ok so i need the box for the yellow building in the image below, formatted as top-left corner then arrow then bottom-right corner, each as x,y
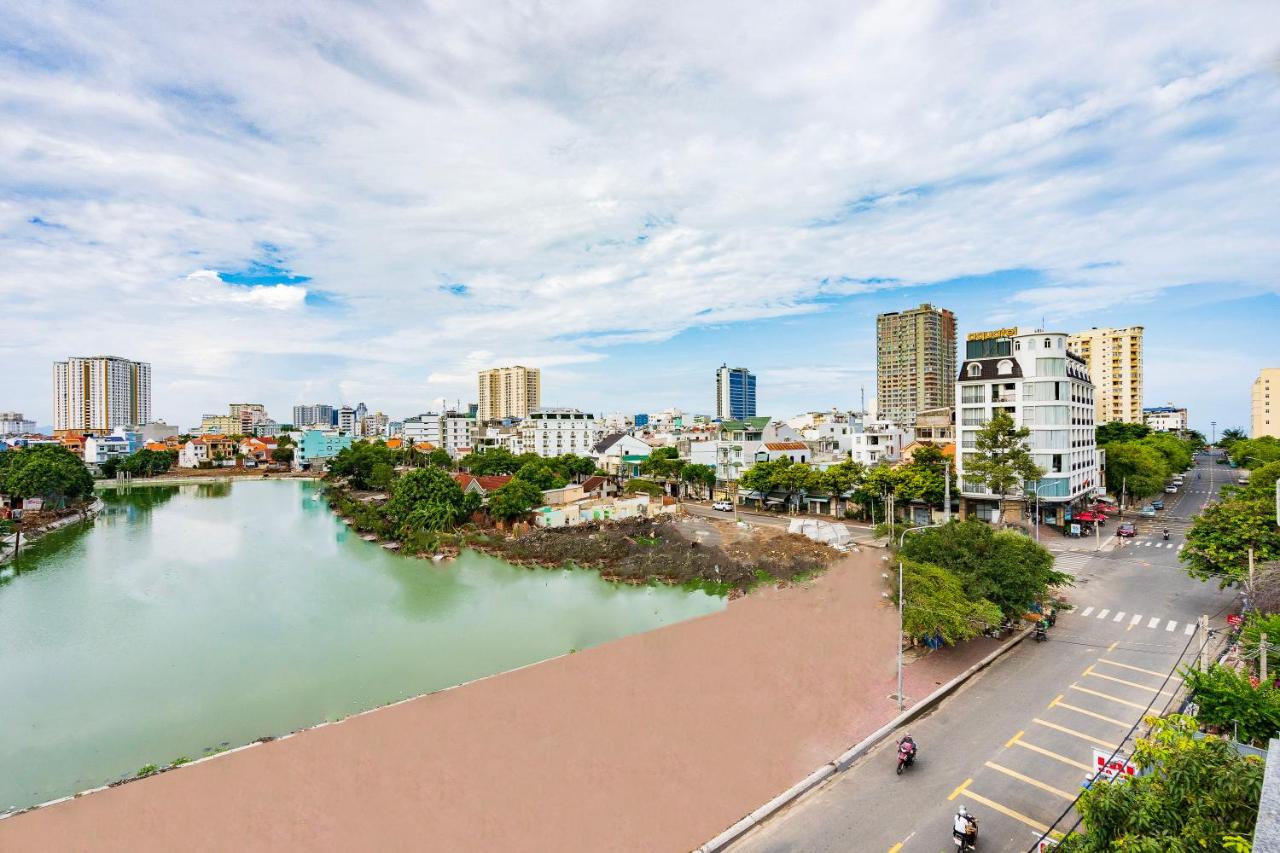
477,366 -> 541,421
1253,368 -> 1280,438
198,414 -> 241,435
1067,326 -> 1143,424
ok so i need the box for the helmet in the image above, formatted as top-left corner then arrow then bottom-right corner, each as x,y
957,806 -> 968,816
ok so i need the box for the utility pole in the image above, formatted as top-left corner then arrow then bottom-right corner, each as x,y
1199,615 -> 1210,670
1262,633 -> 1269,684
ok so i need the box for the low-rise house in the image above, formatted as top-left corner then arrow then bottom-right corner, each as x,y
850,420 -> 913,465
533,493 -> 671,528
238,437 -> 277,464
59,433 -> 87,459
451,473 -> 513,500
84,435 -> 131,472
178,435 -> 237,468
591,432 -> 652,474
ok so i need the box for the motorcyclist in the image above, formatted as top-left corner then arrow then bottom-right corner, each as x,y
1034,618 -> 1049,641
898,733 -> 917,763
1163,527 -> 1170,540
953,806 -> 978,847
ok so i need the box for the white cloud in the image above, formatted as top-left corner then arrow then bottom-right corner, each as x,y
0,1 -> 1277,425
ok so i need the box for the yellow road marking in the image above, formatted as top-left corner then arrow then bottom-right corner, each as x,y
1084,666 -> 1174,695
1013,737 -> 1092,771
1097,658 -> 1182,681
1127,622 -> 1135,631
1107,641 -> 1118,652
948,777 -> 973,801
1005,729 -> 1025,749
984,761 -> 1076,800
1033,718 -> 1120,749
957,787 -> 1052,833
887,844 -> 903,853
1050,697 -> 1130,728
1047,693 -> 1064,709
1069,683 -> 1149,710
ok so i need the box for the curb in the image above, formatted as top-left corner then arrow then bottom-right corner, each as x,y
694,627 -> 1034,853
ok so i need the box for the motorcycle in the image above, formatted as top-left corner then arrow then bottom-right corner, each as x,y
1163,529 -> 1170,541
953,819 -> 979,850
896,741 -> 915,774
1033,623 -> 1048,642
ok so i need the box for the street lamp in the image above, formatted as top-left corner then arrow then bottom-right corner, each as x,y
896,522 -> 945,710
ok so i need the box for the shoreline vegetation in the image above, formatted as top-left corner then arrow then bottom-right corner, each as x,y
322,482 -> 838,597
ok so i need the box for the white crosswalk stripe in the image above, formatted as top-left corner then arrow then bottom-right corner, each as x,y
1184,623 -> 1196,635
1097,609 -> 1110,619
1130,614 -> 1143,626
1113,611 -> 1125,622
1165,620 -> 1177,632
1149,617 -> 1160,628
1081,606 -> 1095,617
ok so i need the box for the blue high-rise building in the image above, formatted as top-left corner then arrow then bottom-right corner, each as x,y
715,364 -> 757,420
634,413 -> 650,427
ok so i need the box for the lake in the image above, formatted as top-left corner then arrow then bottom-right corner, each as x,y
0,480 -> 724,812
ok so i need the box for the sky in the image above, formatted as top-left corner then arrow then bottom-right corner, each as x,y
2,1 -> 1277,434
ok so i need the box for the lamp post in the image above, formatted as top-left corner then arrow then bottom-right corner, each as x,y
897,522 -> 945,710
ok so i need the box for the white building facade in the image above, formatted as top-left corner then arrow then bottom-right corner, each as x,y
956,328 -> 1099,525
0,411 -> 36,435
519,408 -> 598,458
1143,406 -> 1188,433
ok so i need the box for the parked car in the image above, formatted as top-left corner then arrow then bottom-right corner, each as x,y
1165,485 -> 1177,493
1151,498 -> 1164,510
712,500 -> 733,512
1140,505 -> 1157,517
1117,522 -> 1137,537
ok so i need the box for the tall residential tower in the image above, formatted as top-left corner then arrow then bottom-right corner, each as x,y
1067,326 -> 1144,424
875,303 -> 956,426
715,365 -> 757,421
1253,368 -> 1280,439
477,366 -> 541,421
53,355 -> 151,435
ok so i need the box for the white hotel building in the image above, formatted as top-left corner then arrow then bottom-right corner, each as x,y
955,328 -> 1100,526
518,408 -> 598,458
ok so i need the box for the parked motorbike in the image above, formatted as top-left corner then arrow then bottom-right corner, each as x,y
895,741 -> 916,775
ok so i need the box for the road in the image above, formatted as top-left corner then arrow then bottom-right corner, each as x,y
682,502 -> 879,540
731,451 -> 1235,853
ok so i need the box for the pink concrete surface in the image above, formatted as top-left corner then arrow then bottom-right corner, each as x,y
0,550 -> 992,852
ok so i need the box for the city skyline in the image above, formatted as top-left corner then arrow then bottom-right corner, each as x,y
2,4 -> 1277,432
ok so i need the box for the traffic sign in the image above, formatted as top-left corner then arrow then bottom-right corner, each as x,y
1228,614 -> 1244,627
1092,748 -> 1136,781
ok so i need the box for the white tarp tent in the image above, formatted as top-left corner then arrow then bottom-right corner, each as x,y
787,518 -> 854,548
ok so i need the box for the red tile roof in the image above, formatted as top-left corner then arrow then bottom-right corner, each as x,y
451,473 -> 513,492
764,441 -> 808,451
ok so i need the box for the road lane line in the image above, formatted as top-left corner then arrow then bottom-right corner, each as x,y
1097,659 -> 1181,680
984,761 -> 1076,801
1033,718 -> 1119,749
1005,730 -> 1025,749
948,778 -> 973,801
1097,609 -> 1110,619
1013,737 -> 1092,771
1107,641 -> 1119,652
957,787 -> 1051,834
1047,693 -> 1065,709
1148,617 -> 1161,628
1081,606 -> 1095,616
1070,683 -> 1147,710
887,844 -> 903,853
1084,667 -> 1174,695
1113,611 -> 1125,622
1051,698 -> 1130,728
1129,614 -> 1142,627
1165,620 -> 1177,632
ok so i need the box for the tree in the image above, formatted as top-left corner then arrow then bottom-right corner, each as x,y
487,479 -> 545,523
900,519 -> 1069,616
1182,487 -> 1280,586
1139,431 -> 1194,475
1095,421 -> 1151,445
460,448 -> 519,476
0,445 -> 94,506
368,462 -> 394,491
384,467 -> 477,535
1057,715 -> 1263,852
680,464 -> 716,499
551,454 -> 597,482
513,461 -> 567,491
1103,441 -> 1168,500
425,448 -> 454,470
623,478 -> 663,498
1229,436 -> 1280,469
1220,427 -> 1248,448
897,558 -> 1002,645
1184,663 -> 1280,746
821,460 -> 866,498
272,446 -> 294,466
963,410 -> 1043,525
328,442 -> 397,490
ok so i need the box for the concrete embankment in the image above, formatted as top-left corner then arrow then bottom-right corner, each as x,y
0,546 -> 1008,852
0,498 -> 102,566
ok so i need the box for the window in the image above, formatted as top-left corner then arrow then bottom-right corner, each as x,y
967,363 -> 981,378
961,385 -> 985,404
1044,338 -> 1052,348
997,360 -> 1014,376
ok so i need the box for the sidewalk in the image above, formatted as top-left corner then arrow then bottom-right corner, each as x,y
0,549 -> 1007,853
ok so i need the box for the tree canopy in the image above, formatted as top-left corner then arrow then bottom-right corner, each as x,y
460,447 -> 521,476
512,461 -> 568,491
1181,461 -> 1280,585
900,519 -> 1069,616
1229,435 -> 1280,469
0,444 -> 94,505
1095,421 -> 1151,445
328,441 -> 397,490
1103,441 -> 1169,500
1057,715 -> 1262,852
1219,427 -> 1248,448
487,479 -> 545,522
384,467 -> 479,535
897,557 -> 1002,645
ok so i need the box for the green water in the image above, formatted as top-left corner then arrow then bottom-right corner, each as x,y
0,480 -> 723,812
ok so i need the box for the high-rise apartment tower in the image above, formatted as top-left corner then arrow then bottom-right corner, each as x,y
53,355 -> 151,435
1066,326 -> 1143,424
875,304 -> 957,426
1253,368 -> 1280,439
477,366 -> 541,421
715,365 -> 757,421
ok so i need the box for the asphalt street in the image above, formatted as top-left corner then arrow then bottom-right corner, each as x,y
730,452 -> 1236,853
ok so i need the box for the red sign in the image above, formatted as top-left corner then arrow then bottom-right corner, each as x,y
1093,748 -> 1136,780
1227,614 -> 1244,627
